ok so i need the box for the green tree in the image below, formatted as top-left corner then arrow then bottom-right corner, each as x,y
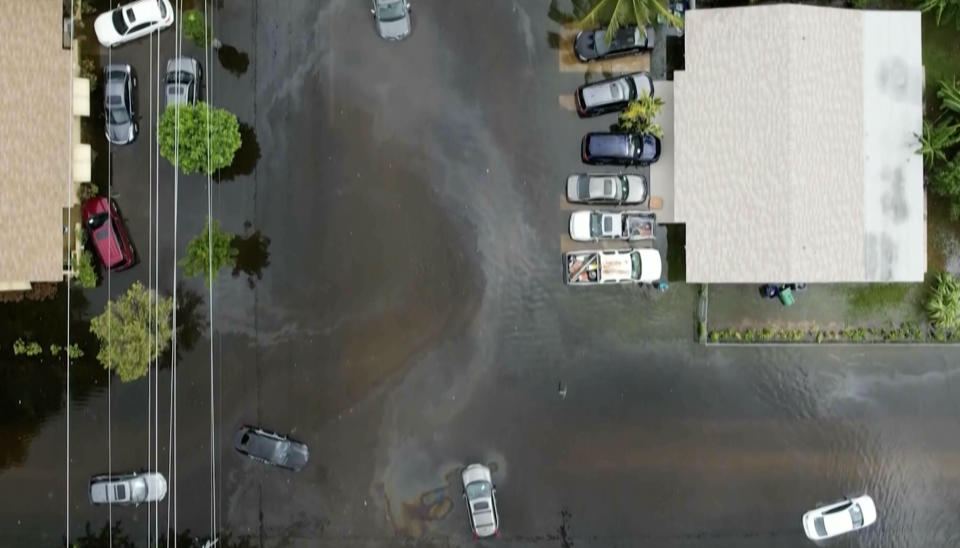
90,282 -> 173,382
180,219 -> 238,285
916,0 -> 960,29
930,155 -> 960,219
72,250 -> 98,289
939,78 -> 960,114
927,272 -> 960,329
616,91 -> 665,138
158,102 -> 242,175
551,0 -> 681,39
182,10 -> 211,47
918,119 -> 960,168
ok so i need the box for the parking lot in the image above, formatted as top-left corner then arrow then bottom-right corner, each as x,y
3,1 -> 960,547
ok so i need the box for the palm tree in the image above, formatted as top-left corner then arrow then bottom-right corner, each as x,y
927,272 -> 960,329
915,0 -> 960,29
918,118 -> 960,169
617,91 -> 666,137
550,0 -> 682,38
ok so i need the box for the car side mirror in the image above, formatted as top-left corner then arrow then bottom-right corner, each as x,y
370,8 -> 375,15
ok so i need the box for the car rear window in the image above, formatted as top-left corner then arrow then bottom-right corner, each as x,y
115,484 -> 126,500
473,501 -> 489,510
112,10 -> 129,34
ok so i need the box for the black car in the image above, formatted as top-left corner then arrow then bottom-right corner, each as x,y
574,25 -> 655,62
233,425 -> 309,471
103,63 -> 137,145
581,133 -> 661,166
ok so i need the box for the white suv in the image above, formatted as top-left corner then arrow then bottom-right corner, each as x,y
89,471 -> 167,506
95,0 -> 174,47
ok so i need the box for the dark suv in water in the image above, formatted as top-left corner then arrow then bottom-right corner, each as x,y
581,133 -> 661,166
233,425 -> 309,471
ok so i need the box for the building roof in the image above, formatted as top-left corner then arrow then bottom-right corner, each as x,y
0,0 -> 72,285
673,5 -> 925,283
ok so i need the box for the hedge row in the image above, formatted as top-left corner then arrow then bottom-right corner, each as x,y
707,322 -> 960,344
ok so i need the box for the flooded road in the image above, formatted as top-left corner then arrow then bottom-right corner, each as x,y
2,1 -> 960,546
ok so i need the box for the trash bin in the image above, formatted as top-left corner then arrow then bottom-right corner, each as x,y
778,287 -> 795,307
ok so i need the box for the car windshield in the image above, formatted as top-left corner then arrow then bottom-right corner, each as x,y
108,107 -> 130,124
377,1 -> 406,21
167,71 -> 192,84
157,0 -> 167,17
87,212 -> 109,230
112,10 -> 129,34
850,503 -> 864,528
814,516 -> 827,537
465,480 -> 491,500
631,251 -> 641,278
590,214 -> 602,237
593,30 -> 610,55
619,176 -> 630,199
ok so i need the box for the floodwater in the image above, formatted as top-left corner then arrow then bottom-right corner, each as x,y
2,1 -> 960,547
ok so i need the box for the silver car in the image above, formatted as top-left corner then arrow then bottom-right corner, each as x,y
165,56 -> 202,108
370,0 -> 411,41
566,173 -> 648,205
103,64 -> 137,145
462,463 -> 499,538
89,471 -> 167,506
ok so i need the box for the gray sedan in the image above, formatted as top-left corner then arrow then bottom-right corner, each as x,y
165,56 -> 202,108
103,64 -> 137,145
233,425 -> 309,471
370,0 -> 411,41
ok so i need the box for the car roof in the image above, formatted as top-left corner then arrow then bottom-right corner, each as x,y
587,134 -> 631,157
127,0 -> 162,20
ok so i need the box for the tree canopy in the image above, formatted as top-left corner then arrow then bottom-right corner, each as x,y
181,219 -> 238,286
90,282 -> 173,382
159,102 -> 242,175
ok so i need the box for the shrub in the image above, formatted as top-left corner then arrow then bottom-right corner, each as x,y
159,102 -> 242,175
180,219 -> 238,285
90,282 -> 173,382
616,92 -> 665,138
927,272 -> 960,329
709,331 -> 720,342
182,10 -> 211,47
13,339 -> 42,356
77,182 -> 99,202
72,250 -> 98,289
49,344 -> 62,356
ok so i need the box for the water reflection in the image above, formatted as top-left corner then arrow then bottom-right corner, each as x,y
174,286 -> 208,361
217,44 -> 250,76
0,285 -> 104,472
231,223 -> 271,289
69,521 -> 254,548
216,123 -> 260,182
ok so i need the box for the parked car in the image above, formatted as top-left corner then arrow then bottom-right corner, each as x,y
94,0 -> 174,47
370,0 -> 412,41
82,197 -> 136,272
574,25 -> 655,62
103,64 -> 138,145
566,248 -> 662,285
89,471 -> 167,506
569,210 -> 656,242
462,464 -> 499,538
233,425 -> 309,471
802,495 -> 877,541
581,133 -> 661,166
566,173 -> 647,205
575,72 -> 654,117
165,56 -> 202,107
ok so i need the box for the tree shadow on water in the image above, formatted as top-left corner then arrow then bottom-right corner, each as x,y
215,123 -> 260,182
232,222 -> 271,289
68,521 -> 255,548
217,44 -> 250,76
175,286 -> 208,360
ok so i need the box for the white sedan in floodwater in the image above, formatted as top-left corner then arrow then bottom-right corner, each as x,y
802,495 -> 877,541
462,464 -> 499,538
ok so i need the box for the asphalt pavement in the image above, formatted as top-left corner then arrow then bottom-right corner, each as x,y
2,1 -> 960,547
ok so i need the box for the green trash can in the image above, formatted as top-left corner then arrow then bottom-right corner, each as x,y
778,287 -> 795,307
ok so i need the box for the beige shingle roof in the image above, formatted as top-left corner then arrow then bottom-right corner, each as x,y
674,5 -> 925,283
0,0 -> 72,285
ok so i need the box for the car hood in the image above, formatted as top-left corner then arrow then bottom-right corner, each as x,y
566,175 -> 585,201
282,442 -> 309,471
636,248 -> 662,282
106,120 -> 134,145
94,13 -> 121,46
166,84 -> 189,106
569,211 -> 593,241
143,473 -> 168,502
377,16 -> 410,40
858,497 -> 877,526
624,175 -> 647,203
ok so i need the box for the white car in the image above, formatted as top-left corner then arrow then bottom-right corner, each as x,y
802,495 -> 877,541
575,72 -> 654,117
462,464 -> 499,538
95,0 -> 174,47
569,210 -> 656,242
89,471 -> 167,506
566,173 -> 647,205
